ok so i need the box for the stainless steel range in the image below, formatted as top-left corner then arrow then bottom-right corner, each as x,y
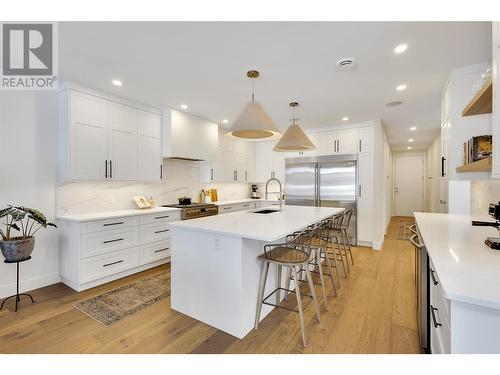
162,203 -> 218,220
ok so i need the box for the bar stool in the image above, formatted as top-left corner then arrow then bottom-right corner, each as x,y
325,214 -> 349,278
285,221 -> 338,310
255,229 -> 321,347
340,209 -> 355,266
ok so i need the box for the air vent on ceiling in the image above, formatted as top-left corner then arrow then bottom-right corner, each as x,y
336,58 -> 356,70
386,101 -> 403,107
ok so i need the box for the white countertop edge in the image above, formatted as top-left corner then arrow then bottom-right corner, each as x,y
169,206 -> 343,242
443,290 -> 500,311
213,199 -> 279,206
56,206 -> 181,222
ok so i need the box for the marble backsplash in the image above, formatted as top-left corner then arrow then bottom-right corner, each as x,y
471,180 -> 500,215
56,159 -> 252,215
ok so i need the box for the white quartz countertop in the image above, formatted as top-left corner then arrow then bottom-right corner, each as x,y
414,212 -> 500,310
214,199 -> 279,206
170,205 -> 344,242
56,206 -> 181,222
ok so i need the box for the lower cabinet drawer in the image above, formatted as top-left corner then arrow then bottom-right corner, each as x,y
140,222 -> 171,244
140,240 -> 171,265
430,302 -> 451,354
80,227 -> 140,258
80,247 -> 140,283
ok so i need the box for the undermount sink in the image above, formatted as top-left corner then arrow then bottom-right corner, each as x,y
252,209 -> 279,214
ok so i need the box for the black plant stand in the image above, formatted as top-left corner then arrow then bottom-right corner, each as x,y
0,256 -> 35,312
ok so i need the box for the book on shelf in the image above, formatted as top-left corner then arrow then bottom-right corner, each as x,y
462,135 -> 492,165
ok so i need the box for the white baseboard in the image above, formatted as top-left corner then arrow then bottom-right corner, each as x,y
0,272 -> 61,299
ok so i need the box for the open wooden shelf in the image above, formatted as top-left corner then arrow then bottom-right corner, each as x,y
462,78 -> 492,116
456,157 -> 492,173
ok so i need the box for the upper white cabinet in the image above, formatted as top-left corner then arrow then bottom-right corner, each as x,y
163,109 -> 218,161
255,140 -> 285,183
59,86 -> 163,182
358,126 -> 373,153
285,133 -> 319,158
200,127 -> 256,183
317,128 -> 359,155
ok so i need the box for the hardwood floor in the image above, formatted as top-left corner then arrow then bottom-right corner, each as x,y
0,217 -> 421,354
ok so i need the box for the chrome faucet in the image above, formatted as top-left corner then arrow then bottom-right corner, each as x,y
265,177 -> 283,211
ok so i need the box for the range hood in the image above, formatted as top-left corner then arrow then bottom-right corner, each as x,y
162,108 -> 218,161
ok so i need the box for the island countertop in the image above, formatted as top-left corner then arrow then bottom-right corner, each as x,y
414,212 -> 500,310
169,205 -> 344,242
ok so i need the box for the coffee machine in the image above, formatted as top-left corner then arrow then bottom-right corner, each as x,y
472,201 -> 500,250
251,184 -> 260,199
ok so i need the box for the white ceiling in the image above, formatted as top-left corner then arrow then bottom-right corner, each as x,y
59,22 -> 492,151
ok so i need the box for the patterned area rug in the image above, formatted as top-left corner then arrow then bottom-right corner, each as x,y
398,218 -> 415,241
73,271 -> 170,327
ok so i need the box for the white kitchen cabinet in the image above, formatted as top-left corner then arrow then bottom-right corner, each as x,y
357,152 -> 373,244
163,109 -> 218,161
59,86 -> 163,182
318,128 -> 359,155
108,102 -> 139,180
68,91 -> 108,180
218,201 -> 257,214
255,140 -> 285,183
358,126 -> 373,153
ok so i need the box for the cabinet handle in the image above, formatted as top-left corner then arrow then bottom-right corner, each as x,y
211,168 -> 214,181
103,260 -> 124,267
234,170 -> 237,181
243,204 -> 250,207
223,206 -> 233,210
105,160 -> 108,178
337,139 -> 340,152
441,157 -> 446,177
155,247 -> 170,253
110,160 -> 113,179
103,222 -> 124,227
245,171 -> 248,181
430,305 -> 442,328
359,184 -> 362,197
333,140 -> 336,152
430,269 -> 439,285
154,229 -> 170,234
160,165 -> 163,179
359,139 -> 362,152
103,238 -> 124,244
154,215 -> 170,219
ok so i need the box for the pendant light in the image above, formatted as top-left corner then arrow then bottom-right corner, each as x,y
227,70 -> 281,140
273,102 -> 316,152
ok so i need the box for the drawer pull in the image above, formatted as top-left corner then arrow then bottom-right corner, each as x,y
243,204 -> 250,207
430,305 -> 442,328
103,238 -> 124,244
430,269 -> 439,285
103,260 -> 124,267
154,215 -> 170,219
155,247 -> 170,253
154,229 -> 170,234
103,221 -> 124,227
223,207 -> 233,210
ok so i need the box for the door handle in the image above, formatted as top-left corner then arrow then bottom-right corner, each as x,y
395,187 -> 399,193
105,160 -> 108,178
441,157 -> 446,177
109,160 -> 113,179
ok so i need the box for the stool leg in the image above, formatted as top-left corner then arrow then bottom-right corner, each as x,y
255,261 -> 270,329
293,266 -> 307,347
334,235 -> 348,277
15,262 -> 20,312
343,229 -> 354,265
284,266 -> 292,297
339,233 -> 350,273
304,265 -> 321,324
276,264 -> 282,305
315,249 -> 328,310
322,248 -> 338,297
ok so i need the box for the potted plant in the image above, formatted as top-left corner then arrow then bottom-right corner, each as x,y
0,206 -> 56,262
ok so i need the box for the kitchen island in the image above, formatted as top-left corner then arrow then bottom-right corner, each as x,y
415,212 -> 500,353
169,205 -> 343,338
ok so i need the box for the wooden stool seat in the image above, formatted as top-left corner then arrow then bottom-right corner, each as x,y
258,246 -> 310,264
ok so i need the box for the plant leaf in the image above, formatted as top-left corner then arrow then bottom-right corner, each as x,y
7,223 -> 20,232
0,207 -> 12,218
47,222 -> 57,229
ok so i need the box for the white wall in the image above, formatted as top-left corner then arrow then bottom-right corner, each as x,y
425,134 -> 442,213
0,91 -> 61,298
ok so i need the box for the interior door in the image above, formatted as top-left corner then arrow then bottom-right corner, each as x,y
285,162 -> 316,206
394,155 -> 425,216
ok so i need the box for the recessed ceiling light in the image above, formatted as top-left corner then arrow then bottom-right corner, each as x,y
386,101 -> 403,107
394,44 -> 408,54
410,126 -> 417,131
407,146 -> 412,150
222,119 -> 229,124
112,79 -> 122,86
396,84 -> 407,91
180,104 -> 188,109
342,117 -> 349,121
408,139 -> 414,143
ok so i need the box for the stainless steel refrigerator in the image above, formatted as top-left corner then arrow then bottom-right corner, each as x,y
285,154 -> 357,245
